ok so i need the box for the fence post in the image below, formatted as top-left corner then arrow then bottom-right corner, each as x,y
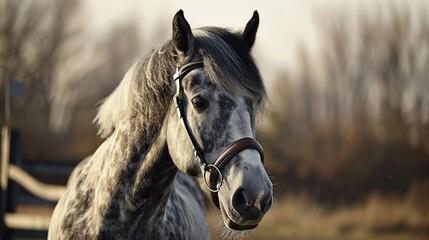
1,126 -> 11,239
7,129 -> 20,212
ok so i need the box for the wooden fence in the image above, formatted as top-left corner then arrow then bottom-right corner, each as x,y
1,127 -> 68,239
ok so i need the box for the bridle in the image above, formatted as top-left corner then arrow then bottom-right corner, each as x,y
173,61 -> 264,208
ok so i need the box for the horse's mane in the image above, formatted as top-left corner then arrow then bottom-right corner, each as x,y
95,27 -> 266,148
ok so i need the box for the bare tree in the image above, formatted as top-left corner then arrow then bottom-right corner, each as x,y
262,5 -> 429,201
0,0 -> 87,159
314,6 -> 429,146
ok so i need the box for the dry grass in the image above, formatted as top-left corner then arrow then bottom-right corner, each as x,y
209,182 -> 429,240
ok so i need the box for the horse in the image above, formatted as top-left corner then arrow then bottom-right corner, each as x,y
48,10 -> 273,239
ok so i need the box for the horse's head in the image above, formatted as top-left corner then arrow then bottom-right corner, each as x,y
166,10 -> 272,232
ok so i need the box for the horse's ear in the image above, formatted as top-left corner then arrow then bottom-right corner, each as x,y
241,11 -> 259,49
172,10 -> 194,56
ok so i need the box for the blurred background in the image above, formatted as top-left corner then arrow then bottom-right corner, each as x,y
0,0 -> 428,239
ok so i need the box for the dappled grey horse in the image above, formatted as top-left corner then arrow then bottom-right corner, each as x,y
49,10 -> 272,239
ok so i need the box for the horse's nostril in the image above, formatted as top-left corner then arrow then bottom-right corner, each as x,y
232,188 -> 250,215
261,194 -> 273,214
232,188 -> 269,222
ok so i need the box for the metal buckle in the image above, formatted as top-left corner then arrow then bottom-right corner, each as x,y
203,164 -> 223,193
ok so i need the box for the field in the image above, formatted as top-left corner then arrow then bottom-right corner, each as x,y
209,184 -> 429,240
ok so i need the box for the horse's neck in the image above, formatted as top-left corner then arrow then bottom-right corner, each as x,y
93,122 -> 177,236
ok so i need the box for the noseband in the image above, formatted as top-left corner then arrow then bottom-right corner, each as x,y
173,61 -> 264,208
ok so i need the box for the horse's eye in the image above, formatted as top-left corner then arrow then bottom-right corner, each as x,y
191,96 -> 209,112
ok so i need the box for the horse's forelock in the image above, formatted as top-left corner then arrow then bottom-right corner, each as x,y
194,28 -> 267,110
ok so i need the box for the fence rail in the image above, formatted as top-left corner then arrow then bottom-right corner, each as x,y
4,213 -> 52,231
8,164 -> 66,202
1,127 -> 70,239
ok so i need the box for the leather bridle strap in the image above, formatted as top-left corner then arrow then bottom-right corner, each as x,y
173,61 -> 206,165
173,61 -> 265,209
208,138 -> 264,208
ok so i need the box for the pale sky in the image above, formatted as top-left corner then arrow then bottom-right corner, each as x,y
83,0 -> 424,86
